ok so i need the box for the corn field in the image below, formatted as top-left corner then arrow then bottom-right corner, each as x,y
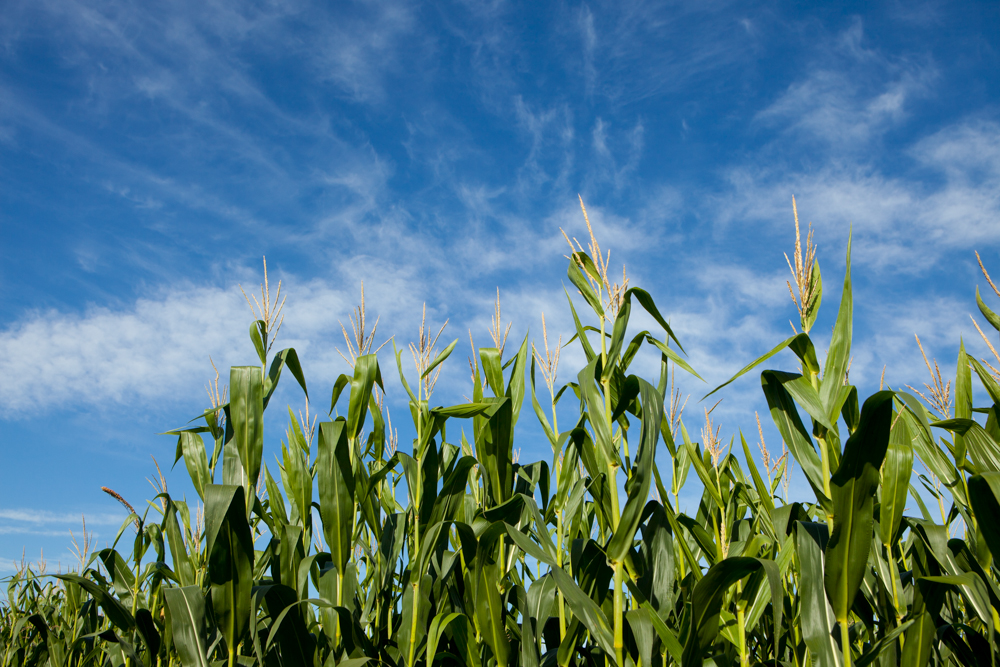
6,200 -> 1000,667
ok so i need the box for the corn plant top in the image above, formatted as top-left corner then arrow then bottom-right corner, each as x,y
5,206 -> 1000,667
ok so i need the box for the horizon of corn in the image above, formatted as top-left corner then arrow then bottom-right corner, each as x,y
4,198 -> 1000,667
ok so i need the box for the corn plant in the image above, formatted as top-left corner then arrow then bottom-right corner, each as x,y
5,198 -> 1000,667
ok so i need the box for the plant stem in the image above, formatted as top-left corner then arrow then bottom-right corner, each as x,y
886,543 -> 901,617
408,386 -> 424,667
840,618 -> 852,667
613,562 -> 625,667
556,511 -> 567,641
737,598 -> 748,667
599,311 -> 626,667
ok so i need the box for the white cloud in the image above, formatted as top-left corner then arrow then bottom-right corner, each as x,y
756,68 -> 928,151
713,21 -> 1000,274
0,286 -> 248,413
716,118 -> 1000,272
312,2 -> 417,103
0,508 -> 120,525
754,18 -> 935,153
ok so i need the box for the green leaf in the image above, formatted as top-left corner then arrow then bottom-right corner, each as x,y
970,356 -> 1000,407
229,366 -> 264,503
347,354 -> 379,440
628,287 -> 686,351
898,392 -> 966,505
429,457 -> 477,526
204,484 -> 254,656
602,296 -> 631,383
475,564 -> 510,666
880,410 -> 913,547
803,257 -> 823,333
54,573 -> 134,632
644,335 -> 703,383
900,611 -> 934,667
529,357 -> 557,447
477,396 -> 515,506
264,347 -> 308,409
393,340 -> 418,404
978,286 -> 1000,332
932,418 -> 1000,473
824,390 -> 893,624
626,609 -> 655,667
840,385 -> 860,434
761,370 -> 829,508
773,370 -> 838,432
681,557 -> 762,667
97,549 -> 134,603
567,251 -> 605,317
607,379 -> 662,563
163,499 -> 196,587
917,574 -> 993,625
522,574 -> 556,667
177,432 -> 211,502
855,621 -> 912,667
250,320 -> 266,365
505,333 -> 530,427
426,612 -> 465,666
638,597 -> 683,664
969,472 -> 1000,559
479,346 -> 505,398
317,419 -> 356,571
794,522 -> 839,667
819,236 -> 852,417
578,357 -> 614,471
550,566 -> 616,662
703,333 -> 811,400
432,403 -> 493,418
955,339 -> 972,467
423,338 -> 458,379
329,373 -> 350,415
135,608 -> 161,657
565,287 -> 597,361
163,586 -> 210,667
260,584 -> 315,661
741,434 -> 776,528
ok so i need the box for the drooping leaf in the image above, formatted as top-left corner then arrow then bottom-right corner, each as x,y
550,565 -> 616,661
54,573 -> 134,632
762,370 -> 829,508
177,432 -> 212,502
704,332 -> 812,400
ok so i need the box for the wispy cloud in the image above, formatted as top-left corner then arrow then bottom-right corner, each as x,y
755,20 -> 935,154
717,118 -> 1000,270
0,508 -> 120,525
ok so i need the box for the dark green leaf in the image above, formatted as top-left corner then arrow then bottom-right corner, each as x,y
163,586 -> 210,667
825,391 -> 893,624
204,485 -> 254,656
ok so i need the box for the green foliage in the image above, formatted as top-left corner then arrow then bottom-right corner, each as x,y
5,204 -> 1000,667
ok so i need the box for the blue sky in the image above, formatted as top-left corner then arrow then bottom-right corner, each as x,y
1,0 -> 999,570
